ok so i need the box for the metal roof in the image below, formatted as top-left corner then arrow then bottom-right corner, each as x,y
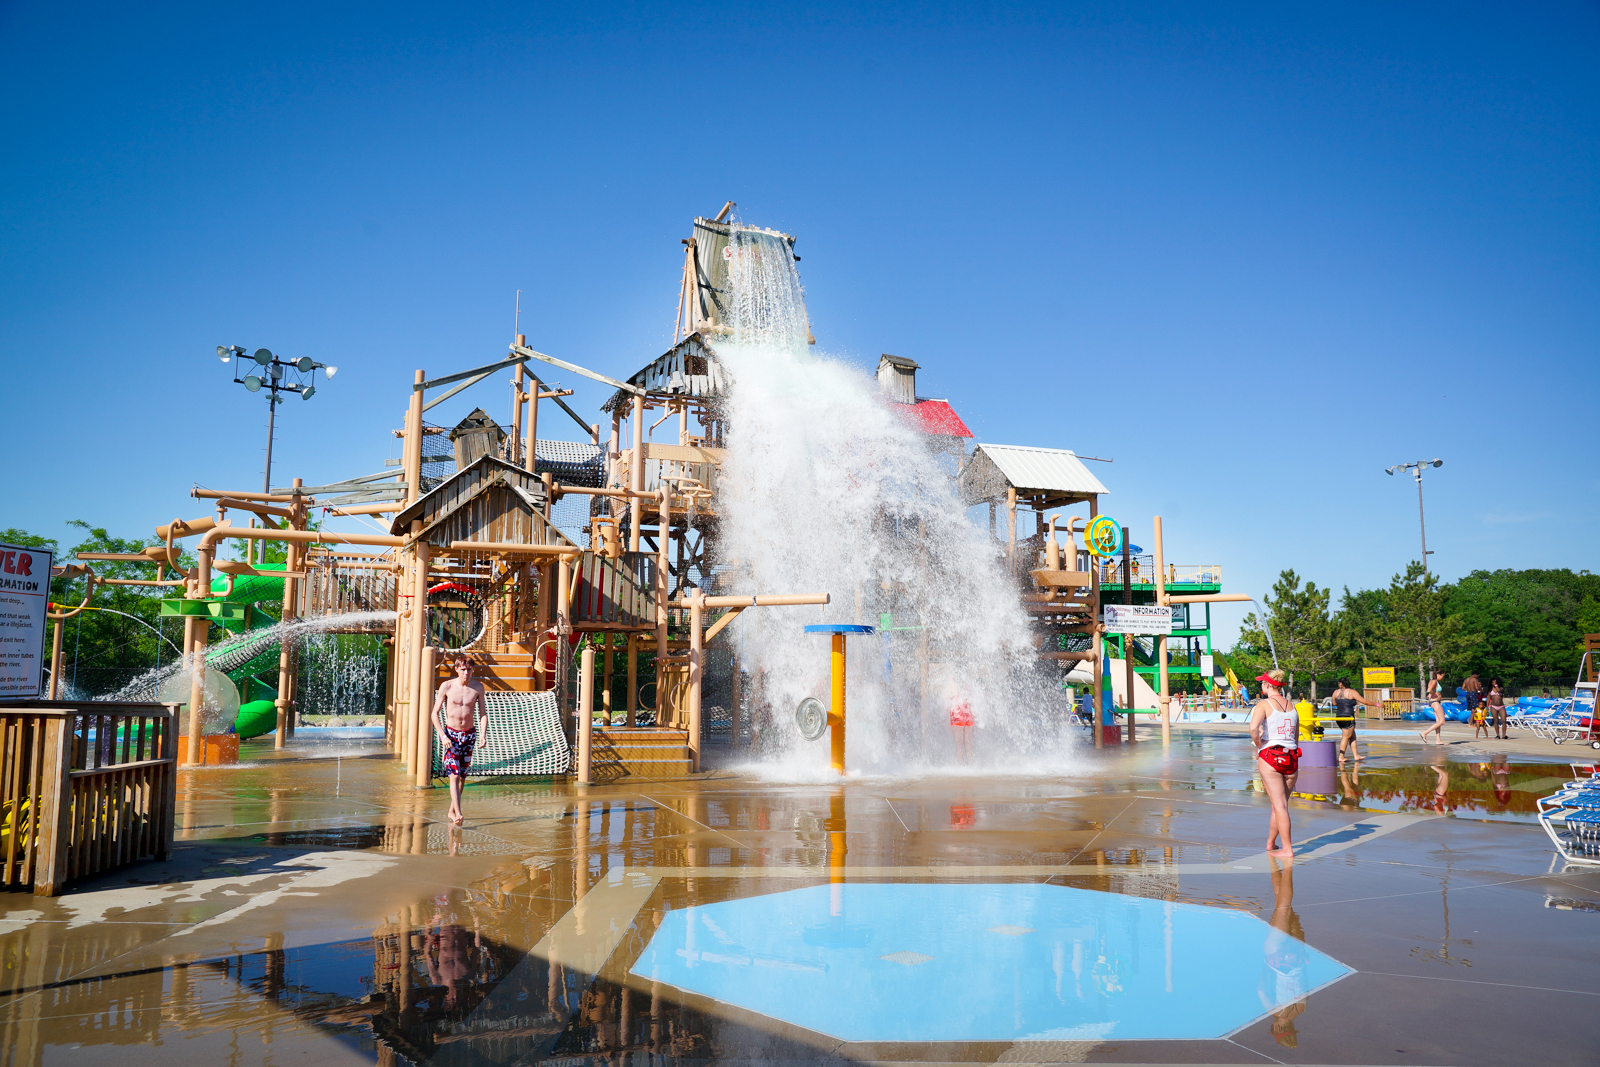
970,444 -> 1109,497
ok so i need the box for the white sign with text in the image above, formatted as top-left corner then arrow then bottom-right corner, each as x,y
0,542 -> 53,699
1101,604 -> 1173,635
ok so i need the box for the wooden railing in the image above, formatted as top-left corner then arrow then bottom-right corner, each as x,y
0,701 -> 177,896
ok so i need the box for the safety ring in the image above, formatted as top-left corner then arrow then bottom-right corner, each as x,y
1085,516 -> 1123,558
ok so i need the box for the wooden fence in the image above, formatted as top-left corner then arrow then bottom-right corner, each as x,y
0,701 -> 177,896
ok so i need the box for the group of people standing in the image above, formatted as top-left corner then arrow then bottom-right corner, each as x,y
1458,671 -> 1512,740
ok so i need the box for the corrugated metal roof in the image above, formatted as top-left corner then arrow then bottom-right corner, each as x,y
973,444 -> 1109,496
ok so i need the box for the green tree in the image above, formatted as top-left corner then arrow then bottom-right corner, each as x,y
1447,569 -> 1600,687
1379,562 -> 1482,692
1238,569 -> 1336,698
1331,585 -> 1389,680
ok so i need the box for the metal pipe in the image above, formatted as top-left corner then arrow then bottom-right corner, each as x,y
154,517 -> 218,541
186,614 -> 206,766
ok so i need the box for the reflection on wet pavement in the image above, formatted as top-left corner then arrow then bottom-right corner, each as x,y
1,730 -> 1598,1065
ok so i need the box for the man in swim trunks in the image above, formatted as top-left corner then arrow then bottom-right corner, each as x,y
431,652 -> 488,825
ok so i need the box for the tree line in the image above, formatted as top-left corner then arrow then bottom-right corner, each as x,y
1224,563 -> 1600,698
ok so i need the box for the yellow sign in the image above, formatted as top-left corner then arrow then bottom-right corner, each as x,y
1362,667 -> 1395,686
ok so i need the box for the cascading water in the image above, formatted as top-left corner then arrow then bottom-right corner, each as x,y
102,610 -> 396,721
711,223 -> 1078,776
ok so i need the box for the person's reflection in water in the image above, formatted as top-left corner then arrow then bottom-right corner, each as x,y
426,915 -> 483,1010
1258,855 -> 1308,1048
1430,757 -> 1450,814
1490,756 -> 1512,809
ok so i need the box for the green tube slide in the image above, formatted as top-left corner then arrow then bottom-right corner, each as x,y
207,563 -> 287,740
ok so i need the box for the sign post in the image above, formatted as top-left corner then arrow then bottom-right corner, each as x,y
0,542 -> 54,700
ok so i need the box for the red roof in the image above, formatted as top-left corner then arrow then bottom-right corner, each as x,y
903,399 -> 972,438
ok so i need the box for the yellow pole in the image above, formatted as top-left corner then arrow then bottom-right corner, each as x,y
1154,515 -> 1171,748
830,633 -> 846,774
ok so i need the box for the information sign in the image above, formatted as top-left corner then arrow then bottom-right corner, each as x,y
1101,604 -> 1173,635
0,542 -> 53,699
1362,667 -> 1395,687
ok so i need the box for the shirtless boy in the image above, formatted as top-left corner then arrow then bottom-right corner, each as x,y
431,653 -> 488,825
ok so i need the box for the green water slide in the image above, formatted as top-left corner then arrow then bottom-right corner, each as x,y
206,565 -> 286,739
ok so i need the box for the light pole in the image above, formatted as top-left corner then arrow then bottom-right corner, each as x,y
217,346 -> 338,492
1385,458 -> 1444,572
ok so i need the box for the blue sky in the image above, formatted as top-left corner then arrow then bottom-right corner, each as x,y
3,1 -> 1596,643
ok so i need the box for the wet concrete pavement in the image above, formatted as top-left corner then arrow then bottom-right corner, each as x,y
2,727 -> 1598,1065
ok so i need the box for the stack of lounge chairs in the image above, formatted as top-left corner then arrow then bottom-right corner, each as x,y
1538,774 -> 1600,865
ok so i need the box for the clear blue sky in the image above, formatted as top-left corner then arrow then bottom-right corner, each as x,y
3,2 -> 1596,644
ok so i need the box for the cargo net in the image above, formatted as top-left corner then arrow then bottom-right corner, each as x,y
431,690 -> 570,778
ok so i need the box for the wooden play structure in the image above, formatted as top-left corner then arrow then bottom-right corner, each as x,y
24,201 -> 1273,814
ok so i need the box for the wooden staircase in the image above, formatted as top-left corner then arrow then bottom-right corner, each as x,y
591,727 -> 695,780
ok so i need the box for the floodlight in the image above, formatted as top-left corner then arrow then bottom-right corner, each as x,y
294,356 -> 314,372
302,385 -> 316,400
216,345 -> 230,361
1385,467 -> 1394,475
253,348 -> 273,364
243,375 -> 262,392
323,365 -> 338,378
1432,458 -> 1443,467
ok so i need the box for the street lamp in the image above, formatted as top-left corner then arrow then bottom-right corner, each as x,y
216,346 -> 339,492
1384,458 -> 1444,572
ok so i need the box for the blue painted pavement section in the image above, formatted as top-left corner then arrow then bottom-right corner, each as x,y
632,882 -> 1351,1042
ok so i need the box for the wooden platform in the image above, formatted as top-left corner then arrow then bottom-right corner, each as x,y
591,727 -> 694,780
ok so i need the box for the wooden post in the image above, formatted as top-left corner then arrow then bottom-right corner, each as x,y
525,372 -> 540,474
186,614 -> 206,766
629,395 -> 645,553
730,650 -> 742,750
405,370 -> 424,503
33,717 -> 74,896
655,492 -> 670,683
395,553 -> 412,759
414,645 -> 436,788
1154,516 -> 1171,748
578,646 -> 594,784
511,363 -> 525,465
626,633 -> 638,728
47,616 -> 64,699
1090,499 -> 1103,750
556,554 -> 572,726
602,632 -> 613,725
407,534 -> 430,773
688,591 -> 703,773
1006,487 -> 1017,574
